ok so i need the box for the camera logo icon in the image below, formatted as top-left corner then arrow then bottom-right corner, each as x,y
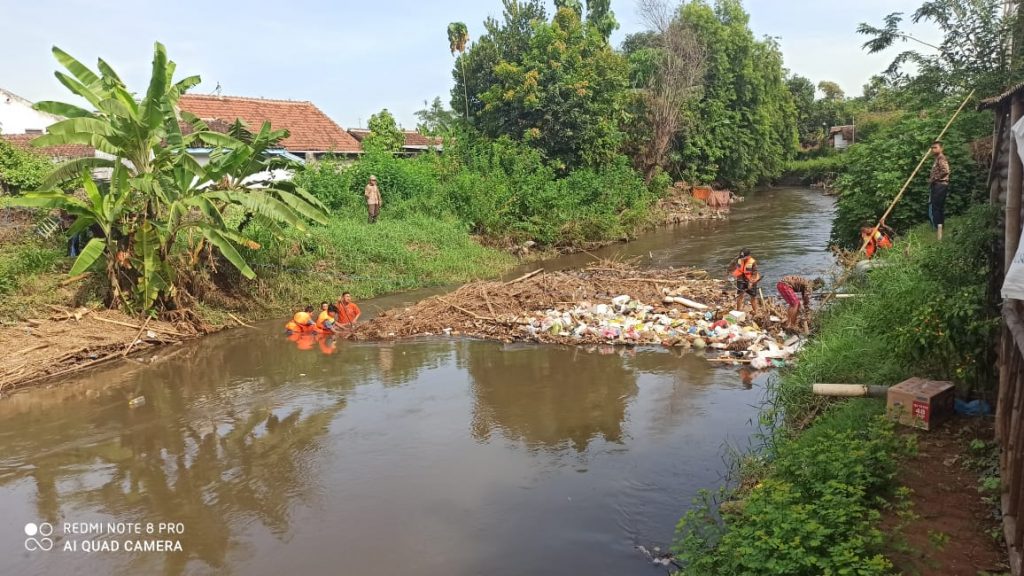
24,522 -> 54,551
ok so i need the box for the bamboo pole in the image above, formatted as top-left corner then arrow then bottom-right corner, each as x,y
1007,95 -> 1023,271
823,91 -> 977,304
858,89 -> 976,256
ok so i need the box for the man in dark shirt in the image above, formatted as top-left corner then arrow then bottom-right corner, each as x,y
929,141 -> 950,241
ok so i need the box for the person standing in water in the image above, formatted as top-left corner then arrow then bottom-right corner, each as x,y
730,248 -> 761,315
928,141 -> 950,241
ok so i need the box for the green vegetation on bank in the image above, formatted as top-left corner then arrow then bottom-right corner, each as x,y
830,110 -> 989,249
672,208 -> 1000,574
298,138 -> 661,247
674,400 -> 907,575
782,155 -> 846,186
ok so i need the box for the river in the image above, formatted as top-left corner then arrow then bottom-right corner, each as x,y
0,187 -> 834,576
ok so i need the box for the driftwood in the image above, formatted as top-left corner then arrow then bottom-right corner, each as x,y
122,316 -> 152,357
505,269 -> 543,285
91,315 -> 189,337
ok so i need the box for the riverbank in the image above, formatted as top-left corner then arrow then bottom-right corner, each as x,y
670,207 -> 1005,574
0,186 -> 732,390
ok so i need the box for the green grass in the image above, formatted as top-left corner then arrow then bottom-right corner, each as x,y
0,237 -> 69,322
773,206 -> 998,424
673,399 -> 908,575
672,206 -> 1000,575
234,213 -> 515,314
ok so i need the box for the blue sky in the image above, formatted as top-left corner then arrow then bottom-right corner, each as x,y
1,0 -> 940,129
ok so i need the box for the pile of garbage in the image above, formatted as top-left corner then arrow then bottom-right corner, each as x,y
354,261 -> 804,367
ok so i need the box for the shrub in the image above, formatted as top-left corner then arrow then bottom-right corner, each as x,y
830,109 -> 989,249
783,155 -> 847,185
673,401 -> 903,576
295,134 -> 658,247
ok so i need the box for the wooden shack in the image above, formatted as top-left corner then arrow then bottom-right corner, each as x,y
981,82 -> 1024,575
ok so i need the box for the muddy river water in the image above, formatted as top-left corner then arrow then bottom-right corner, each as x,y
0,188 -> 834,576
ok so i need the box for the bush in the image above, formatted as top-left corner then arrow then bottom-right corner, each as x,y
830,109 -> 989,249
0,239 -> 64,297
0,139 -> 52,194
783,155 -> 847,185
673,401 -> 904,575
778,206 -> 999,418
296,134 -> 658,247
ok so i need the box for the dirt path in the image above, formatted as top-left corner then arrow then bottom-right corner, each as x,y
883,418 -> 1008,575
0,307 -> 208,393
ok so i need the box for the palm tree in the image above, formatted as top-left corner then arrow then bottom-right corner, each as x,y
448,22 -> 471,122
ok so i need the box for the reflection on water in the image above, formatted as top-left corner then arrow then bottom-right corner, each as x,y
466,344 -> 638,452
0,188 -> 833,576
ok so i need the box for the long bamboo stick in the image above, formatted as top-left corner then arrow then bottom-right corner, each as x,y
858,89 -> 976,255
823,91 -> 977,305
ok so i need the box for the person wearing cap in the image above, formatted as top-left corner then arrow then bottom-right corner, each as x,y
776,275 -> 824,332
730,248 -> 761,315
365,175 -> 382,224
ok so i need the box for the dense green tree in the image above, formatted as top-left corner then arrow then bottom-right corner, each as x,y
458,1 -> 630,169
451,0 -> 547,126
415,97 -> 458,136
363,108 -> 404,154
676,0 -> 798,189
787,75 -> 818,146
858,0 -> 1018,101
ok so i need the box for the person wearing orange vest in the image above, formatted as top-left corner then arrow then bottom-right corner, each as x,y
860,222 -> 893,259
315,304 -> 340,333
731,248 -> 761,314
285,305 -> 316,334
335,292 -> 362,328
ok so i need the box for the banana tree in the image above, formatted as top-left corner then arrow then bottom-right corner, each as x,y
12,42 -> 327,313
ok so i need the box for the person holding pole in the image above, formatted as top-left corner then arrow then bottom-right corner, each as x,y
928,141 -> 950,241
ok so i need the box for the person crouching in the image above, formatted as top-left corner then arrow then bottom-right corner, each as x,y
776,275 -> 824,333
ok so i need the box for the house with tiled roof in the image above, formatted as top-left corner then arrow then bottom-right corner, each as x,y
347,128 -> 443,156
2,133 -> 96,161
177,94 -> 362,161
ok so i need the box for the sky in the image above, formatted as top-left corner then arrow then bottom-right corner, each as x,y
0,0 -> 942,130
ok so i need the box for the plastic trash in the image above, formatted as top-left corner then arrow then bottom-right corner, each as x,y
954,398 -> 993,416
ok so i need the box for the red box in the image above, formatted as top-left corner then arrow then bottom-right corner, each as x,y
886,378 -> 955,430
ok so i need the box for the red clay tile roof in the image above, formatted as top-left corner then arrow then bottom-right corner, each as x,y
178,94 -> 361,154
347,129 -> 442,149
2,134 -> 94,160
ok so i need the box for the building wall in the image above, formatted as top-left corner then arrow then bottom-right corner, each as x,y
0,89 -> 58,134
833,134 -> 848,149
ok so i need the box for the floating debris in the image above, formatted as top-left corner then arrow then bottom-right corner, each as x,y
354,262 -> 805,367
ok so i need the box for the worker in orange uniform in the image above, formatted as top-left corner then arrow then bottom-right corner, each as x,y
860,221 -> 893,259
336,292 -> 362,328
730,248 -> 761,315
285,305 -> 316,334
316,304 -> 340,333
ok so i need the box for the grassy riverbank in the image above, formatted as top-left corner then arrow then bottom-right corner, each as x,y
0,213 -> 515,325
672,207 -> 1001,574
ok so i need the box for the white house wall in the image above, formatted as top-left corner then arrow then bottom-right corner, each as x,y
0,89 -> 60,134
